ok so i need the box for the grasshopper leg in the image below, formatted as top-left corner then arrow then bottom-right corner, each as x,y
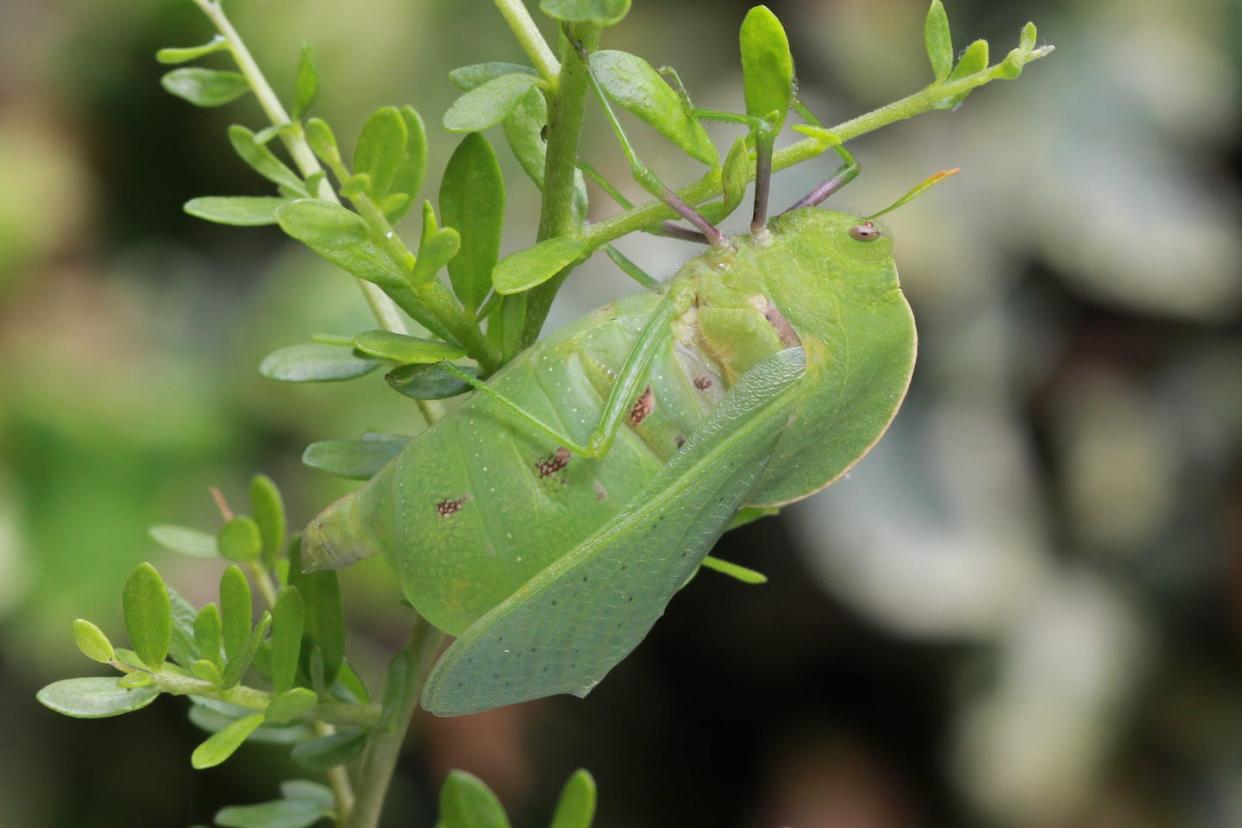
784,141 -> 860,212
439,295 -> 678,460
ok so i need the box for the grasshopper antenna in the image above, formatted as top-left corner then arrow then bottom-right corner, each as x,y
864,168 -> 961,221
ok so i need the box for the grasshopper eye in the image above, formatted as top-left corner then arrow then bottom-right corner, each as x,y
849,221 -> 882,242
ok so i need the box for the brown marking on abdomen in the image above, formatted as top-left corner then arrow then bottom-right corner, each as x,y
693,376 -> 713,390
628,386 -> 655,426
535,447 -> 572,478
435,496 -> 469,517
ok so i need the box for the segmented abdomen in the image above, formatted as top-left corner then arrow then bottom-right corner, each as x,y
370,291 -> 728,635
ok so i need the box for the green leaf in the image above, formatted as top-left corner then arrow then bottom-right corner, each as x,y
156,37 -> 227,65
354,330 -> 466,364
386,362 -> 476,400
304,118 -> 342,169
590,51 -> 716,165
119,671 -> 153,689
540,0 -> 630,27
721,135 -> 751,214
167,585 -> 201,668
123,563 -> 172,669
386,107 -> 428,222
219,516 -> 263,562
215,796 -> 332,828
184,196 -> 290,226
291,42 -> 319,119
188,700 -> 312,744
250,474 -> 287,568
37,677 -> 159,719
288,544 -> 345,685
411,202 -> 462,286
333,659 -> 371,704
549,770 -> 596,828
270,587 -> 304,694
191,713 -> 265,769
228,126 -> 307,194
936,38 -> 989,109
302,435 -> 409,480
220,565 -> 253,663
493,237 -> 587,295
501,87 -> 549,186
281,781 -> 335,811
443,74 -> 542,133
450,63 -> 538,90
739,5 -> 794,131
194,603 -> 223,666
221,611 -> 272,689
354,107 -> 408,198
191,659 -> 223,685
290,727 -> 368,771
440,771 -> 511,828
72,619 -> 114,664
440,133 -> 505,314
265,687 -> 317,724
924,0 -> 954,82
1020,21 -> 1037,52
275,200 -> 410,291
161,68 -> 249,107
150,524 -> 218,557
259,342 -> 383,383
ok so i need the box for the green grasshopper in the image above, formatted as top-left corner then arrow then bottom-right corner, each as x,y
302,7 -> 1002,716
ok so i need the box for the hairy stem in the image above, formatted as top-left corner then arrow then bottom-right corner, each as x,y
189,0 -> 407,335
347,620 -> 446,828
520,23 -> 601,348
493,0 -> 561,87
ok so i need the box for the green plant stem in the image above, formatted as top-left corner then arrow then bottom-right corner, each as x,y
520,23 -> 601,348
315,720 -> 357,819
580,52 -> 1052,254
347,620 -> 446,828
493,0 -> 561,86
189,0 -> 408,336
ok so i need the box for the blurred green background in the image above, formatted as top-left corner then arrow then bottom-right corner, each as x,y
2,0 -> 1241,825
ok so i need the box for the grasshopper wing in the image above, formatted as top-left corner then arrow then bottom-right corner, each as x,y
421,348 -> 806,716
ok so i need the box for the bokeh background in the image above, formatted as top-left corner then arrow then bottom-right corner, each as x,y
2,0 -> 1241,825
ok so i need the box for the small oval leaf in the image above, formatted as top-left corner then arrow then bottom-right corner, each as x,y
185,196 -> 291,226
302,437 -> 409,480
250,474 -> 286,567
590,51 -> 716,165
228,125 -> 307,194
218,516 -> 263,562
270,587 -> 305,694
440,771 -> 511,828
443,74 -> 542,133
161,68 -> 249,107
721,135 -> 751,214
740,6 -> 794,131
123,563 -> 172,669
37,677 -> 159,719
354,107 -> 408,198
354,330 -> 466,364
291,42 -> 319,119
156,37 -> 227,65
194,603 -> 223,666
73,619 -> 115,664
220,565 -> 253,663
550,769 -> 596,828
215,795 -> 331,828
191,713 -> 265,769
450,63 -> 538,91
275,201 -> 410,291
288,550 -> 345,686
265,687 -> 318,724
259,342 -> 382,383
386,362 -> 476,400
924,0 -> 954,82
148,524 -> 218,558
441,133 -> 505,315
540,0 -> 630,26
493,237 -> 587,295
936,38 -> 989,110
290,727 -> 368,771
